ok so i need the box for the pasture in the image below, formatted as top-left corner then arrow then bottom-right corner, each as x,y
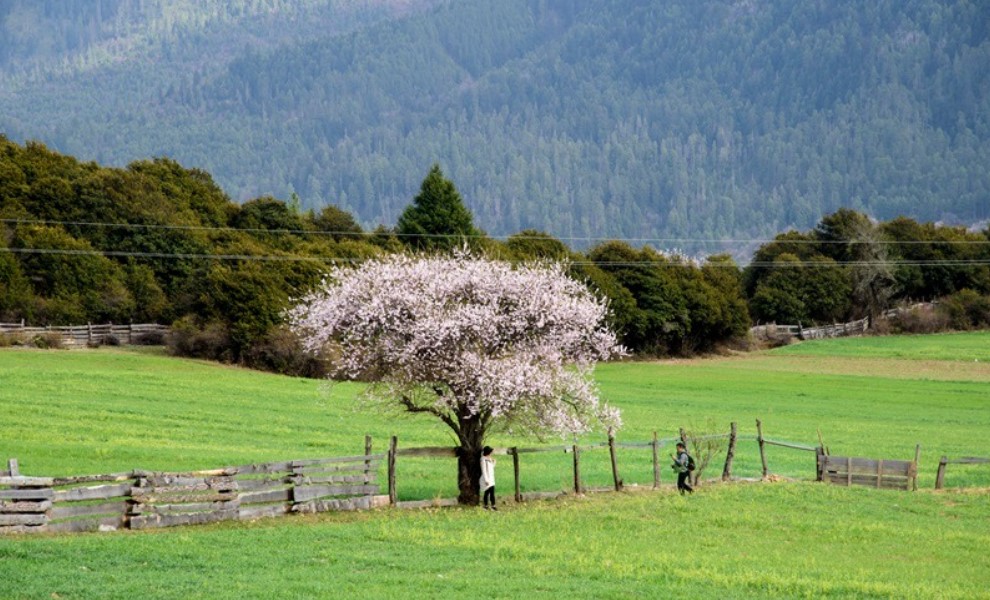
1,333 -> 989,598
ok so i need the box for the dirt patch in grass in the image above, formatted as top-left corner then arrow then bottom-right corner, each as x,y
658,354 -> 990,382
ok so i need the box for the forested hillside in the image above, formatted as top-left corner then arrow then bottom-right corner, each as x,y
4,139 -> 990,370
1,0 -> 988,250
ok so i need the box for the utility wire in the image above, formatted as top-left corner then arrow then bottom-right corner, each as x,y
3,218 -> 988,245
4,247 -> 990,268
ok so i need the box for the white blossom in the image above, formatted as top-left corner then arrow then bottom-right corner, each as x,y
289,252 -> 625,437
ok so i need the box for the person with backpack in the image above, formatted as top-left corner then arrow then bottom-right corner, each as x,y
671,441 -> 694,494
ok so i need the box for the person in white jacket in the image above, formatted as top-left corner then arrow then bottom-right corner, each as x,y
480,446 -> 497,510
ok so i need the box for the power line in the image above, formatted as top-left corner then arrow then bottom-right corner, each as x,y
4,246 -> 990,268
3,217 -> 988,246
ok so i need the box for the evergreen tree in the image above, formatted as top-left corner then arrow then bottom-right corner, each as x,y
396,164 -> 480,252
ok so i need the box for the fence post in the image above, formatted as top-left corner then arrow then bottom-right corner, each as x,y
651,431 -> 660,489
572,444 -> 582,495
756,419 -> 768,479
512,447 -> 521,503
6,458 -> 18,477
913,444 -> 921,491
815,446 -> 825,481
608,432 -> 622,491
387,436 -> 398,505
935,456 -> 948,490
722,422 -> 737,481
364,435 -> 373,485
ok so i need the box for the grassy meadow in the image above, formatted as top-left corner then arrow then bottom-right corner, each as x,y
1,332 -> 989,598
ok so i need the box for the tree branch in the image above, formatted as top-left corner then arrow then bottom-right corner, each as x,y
399,394 -> 460,434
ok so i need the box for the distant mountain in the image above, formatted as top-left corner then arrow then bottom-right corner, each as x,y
2,0 -> 988,253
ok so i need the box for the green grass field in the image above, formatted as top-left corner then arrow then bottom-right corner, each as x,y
2,333 -> 989,598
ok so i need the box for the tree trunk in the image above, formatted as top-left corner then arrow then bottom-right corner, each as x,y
456,415 -> 486,505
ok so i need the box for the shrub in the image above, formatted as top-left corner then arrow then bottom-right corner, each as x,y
242,326 -> 331,378
889,305 -> 949,334
166,316 -> 234,362
133,330 -> 167,345
941,289 -> 990,330
0,332 -> 22,347
31,332 -> 65,349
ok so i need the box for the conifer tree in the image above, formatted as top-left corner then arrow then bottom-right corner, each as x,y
396,164 -> 479,252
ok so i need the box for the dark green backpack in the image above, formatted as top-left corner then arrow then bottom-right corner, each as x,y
687,454 -> 696,472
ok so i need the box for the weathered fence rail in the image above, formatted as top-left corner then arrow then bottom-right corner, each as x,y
935,456 -> 990,490
386,420 -> 826,506
5,420 -> 938,535
818,446 -> 920,491
749,318 -> 869,341
0,321 -> 168,347
1,453 -> 382,535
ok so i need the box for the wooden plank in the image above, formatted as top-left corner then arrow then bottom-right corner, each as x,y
133,468 -> 237,479
51,501 -> 126,520
137,476 -> 237,490
824,457 -> 912,475
290,453 -> 387,467
139,475 -> 237,490
0,488 -> 54,501
0,476 -> 54,487
824,473 -> 911,489
135,500 -> 239,516
235,478 -> 291,492
513,446 -> 571,454
227,461 -> 294,475
6,459 -> 18,477
47,516 -> 125,533
54,483 -> 131,502
239,488 -> 292,505
289,474 -> 376,486
290,463 -> 379,475
293,496 -> 373,513
394,447 -> 457,458
0,499 -> 52,513
0,524 -> 48,534
238,504 -> 290,521
0,513 -> 47,526
52,473 -> 134,486
131,491 -> 237,504
130,509 -> 238,530
292,484 -> 379,503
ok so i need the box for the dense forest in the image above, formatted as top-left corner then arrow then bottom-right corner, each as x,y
3,140 -> 990,374
1,0 -> 988,250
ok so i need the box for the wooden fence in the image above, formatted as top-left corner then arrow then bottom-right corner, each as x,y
818,450 -> 920,491
386,420 -> 825,506
3,421 -> 937,535
934,456 -> 990,490
0,321 -> 169,347
0,453 -> 381,534
749,317 -> 869,342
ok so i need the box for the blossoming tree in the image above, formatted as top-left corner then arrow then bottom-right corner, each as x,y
289,252 -> 624,504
